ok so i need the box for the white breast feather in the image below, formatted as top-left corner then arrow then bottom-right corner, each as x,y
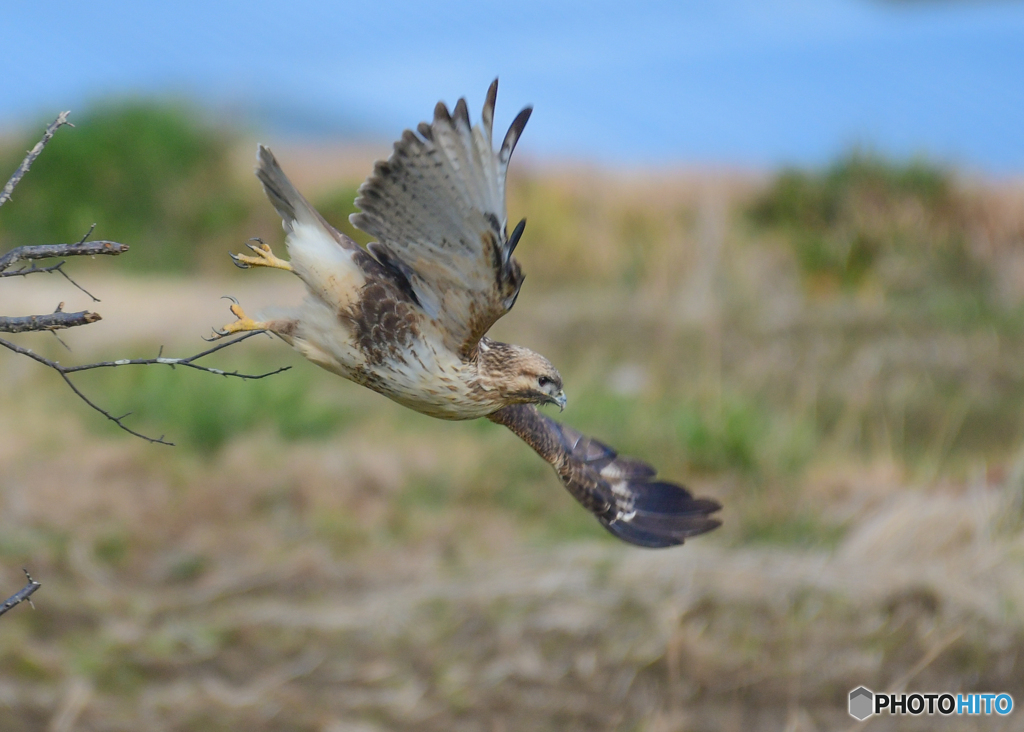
287,222 -> 365,311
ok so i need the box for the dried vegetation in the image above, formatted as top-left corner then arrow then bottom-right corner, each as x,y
2,108 -> 1024,730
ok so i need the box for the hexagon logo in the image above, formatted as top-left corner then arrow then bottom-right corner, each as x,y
849,687 -> 874,720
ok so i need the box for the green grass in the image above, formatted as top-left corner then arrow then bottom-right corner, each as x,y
313,184 -> 372,246
5,122 -> 1024,730
0,101 -> 249,273
312,510 -> 371,556
77,356 -> 358,454
738,512 -> 848,550
747,151 -> 989,299
564,386 -> 817,480
7,119 -> 1024,548
93,531 -> 131,567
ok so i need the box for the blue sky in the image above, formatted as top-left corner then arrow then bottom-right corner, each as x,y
3,0 -> 1023,172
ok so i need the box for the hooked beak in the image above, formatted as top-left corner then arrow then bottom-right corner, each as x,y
553,390 -> 567,412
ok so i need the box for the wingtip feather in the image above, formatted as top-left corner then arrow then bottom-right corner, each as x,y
601,512 -> 721,548
434,101 -> 453,126
507,218 -> 527,256
453,97 -> 471,130
601,520 -> 684,548
482,78 -> 499,140
500,106 -> 533,164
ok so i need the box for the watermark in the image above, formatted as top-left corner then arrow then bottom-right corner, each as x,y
849,687 -> 1013,721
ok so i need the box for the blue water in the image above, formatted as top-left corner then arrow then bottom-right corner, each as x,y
3,0 -> 1023,171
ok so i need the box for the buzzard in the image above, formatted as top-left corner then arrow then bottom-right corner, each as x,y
218,80 -> 721,548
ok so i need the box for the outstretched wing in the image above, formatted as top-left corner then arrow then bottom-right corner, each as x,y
350,79 -> 531,358
489,405 -> 722,548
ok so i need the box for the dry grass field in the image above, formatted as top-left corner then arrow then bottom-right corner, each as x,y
3,130 -> 1024,730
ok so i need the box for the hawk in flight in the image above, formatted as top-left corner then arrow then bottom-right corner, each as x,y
218,80 -> 721,548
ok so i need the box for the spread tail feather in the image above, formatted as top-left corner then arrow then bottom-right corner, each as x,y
253,145 -> 368,307
256,144 -> 315,230
255,145 -> 360,252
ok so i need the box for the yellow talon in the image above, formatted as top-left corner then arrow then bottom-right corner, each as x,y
230,238 -> 292,272
213,299 -> 267,337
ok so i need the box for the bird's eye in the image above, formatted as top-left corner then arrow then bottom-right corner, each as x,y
538,376 -> 553,388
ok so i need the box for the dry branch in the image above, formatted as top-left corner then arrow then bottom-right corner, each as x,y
0,570 -> 41,618
0,225 -> 129,301
0,112 -> 291,626
0,308 -> 101,333
0,111 -> 289,445
0,332 -> 289,445
0,111 -> 72,208
0,239 -> 129,273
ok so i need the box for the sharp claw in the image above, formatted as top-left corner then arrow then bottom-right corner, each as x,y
229,253 -> 250,269
248,237 -> 265,246
221,295 -> 239,305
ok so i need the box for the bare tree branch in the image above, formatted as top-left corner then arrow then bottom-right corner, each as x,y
61,331 -> 289,377
0,112 -> 72,208
0,115 -> 119,301
0,307 -> 101,333
0,111 -> 291,626
0,110 -> 289,448
0,569 -> 41,618
0,240 -> 129,273
0,332 -> 290,445
0,226 -> 129,302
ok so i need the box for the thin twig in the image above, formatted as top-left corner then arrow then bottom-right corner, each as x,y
0,259 -> 104,302
62,331 -> 288,377
0,332 -> 289,445
0,569 -> 41,618
50,329 -> 72,351
1,113 -> 290,446
0,112 -> 72,208
0,227 -> 125,302
55,263 -> 101,302
0,260 -> 66,278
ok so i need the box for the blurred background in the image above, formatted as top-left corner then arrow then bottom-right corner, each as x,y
1,1 -> 1024,730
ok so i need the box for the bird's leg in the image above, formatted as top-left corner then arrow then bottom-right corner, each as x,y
211,297 -> 269,337
230,238 -> 292,272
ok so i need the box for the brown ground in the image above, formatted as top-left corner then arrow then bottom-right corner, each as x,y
2,159 -> 1024,731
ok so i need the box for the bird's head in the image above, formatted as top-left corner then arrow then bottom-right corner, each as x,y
479,340 -> 566,411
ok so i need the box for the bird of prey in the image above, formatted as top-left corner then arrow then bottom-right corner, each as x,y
217,80 -> 721,548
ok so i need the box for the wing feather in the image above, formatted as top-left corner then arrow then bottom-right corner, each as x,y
350,79 -> 529,357
489,405 -> 722,548
476,80 -> 502,216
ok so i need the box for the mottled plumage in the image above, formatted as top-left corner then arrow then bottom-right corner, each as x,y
221,80 -> 721,547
